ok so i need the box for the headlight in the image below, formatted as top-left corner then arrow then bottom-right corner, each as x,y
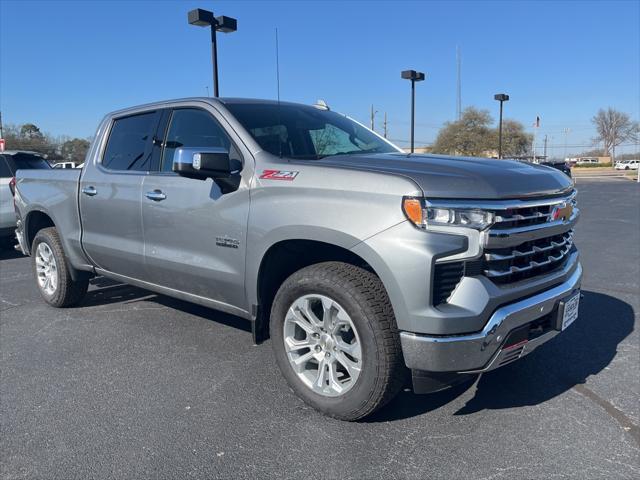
402,197 -> 495,230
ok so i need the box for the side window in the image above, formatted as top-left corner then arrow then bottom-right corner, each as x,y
0,157 -> 12,177
161,108 -> 236,172
102,112 -> 159,171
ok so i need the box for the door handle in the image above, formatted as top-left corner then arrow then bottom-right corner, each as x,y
81,186 -> 97,196
145,190 -> 167,201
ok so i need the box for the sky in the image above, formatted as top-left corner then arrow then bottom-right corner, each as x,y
1,0 -> 639,157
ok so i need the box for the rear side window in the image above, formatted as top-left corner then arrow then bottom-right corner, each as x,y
161,108 -> 233,172
5,153 -> 51,172
103,112 -> 159,171
0,157 -> 11,177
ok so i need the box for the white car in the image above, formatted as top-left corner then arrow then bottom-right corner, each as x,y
615,160 -> 639,170
53,161 -> 79,169
576,158 -> 599,166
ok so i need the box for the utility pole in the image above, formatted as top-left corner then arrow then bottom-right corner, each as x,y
543,134 -> 548,160
370,105 -> 378,131
383,112 -> 388,138
456,46 -> 462,120
0,111 -> 3,138
563,127 -> 571,160
532,116 -> 540,162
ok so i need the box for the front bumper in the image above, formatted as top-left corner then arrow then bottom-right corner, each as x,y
400,262 -> 582,373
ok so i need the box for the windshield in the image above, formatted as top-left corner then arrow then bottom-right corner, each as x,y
224,102 -> 400,159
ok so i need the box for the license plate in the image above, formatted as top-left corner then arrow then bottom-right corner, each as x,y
561,291 -> 580,330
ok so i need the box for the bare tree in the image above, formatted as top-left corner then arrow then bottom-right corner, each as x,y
592,108 -> 639,163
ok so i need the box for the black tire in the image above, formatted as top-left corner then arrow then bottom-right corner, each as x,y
270,261 -> 406,421
32,227 -> 88,307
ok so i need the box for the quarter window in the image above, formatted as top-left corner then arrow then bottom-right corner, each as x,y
102,112 -> 158,171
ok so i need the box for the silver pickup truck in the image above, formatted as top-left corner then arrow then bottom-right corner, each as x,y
14,98 -> 582,420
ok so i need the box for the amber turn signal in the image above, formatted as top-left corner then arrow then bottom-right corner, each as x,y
402,198 -> 424,226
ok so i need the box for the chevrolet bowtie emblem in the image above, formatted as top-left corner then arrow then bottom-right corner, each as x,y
550,202 -> 573,222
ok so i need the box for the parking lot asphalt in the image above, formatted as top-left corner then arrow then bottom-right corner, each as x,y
1,178 -> 638,480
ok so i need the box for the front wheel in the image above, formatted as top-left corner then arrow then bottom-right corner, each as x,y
32,227 -> 88,307
270,262 -> 406,420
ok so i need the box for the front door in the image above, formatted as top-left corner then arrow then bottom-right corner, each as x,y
79,110 -> 162,278
141,106 -> 251,310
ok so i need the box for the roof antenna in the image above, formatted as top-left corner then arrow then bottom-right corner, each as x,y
275,27 -> 283,159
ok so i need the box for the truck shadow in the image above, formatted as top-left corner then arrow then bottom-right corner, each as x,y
0,244 -> 23,260
82,277 -> 252,333
83,277 -> 154,306
369,291 -> 634,422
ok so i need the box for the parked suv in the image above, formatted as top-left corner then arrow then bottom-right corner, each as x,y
14,98 -> 582,420
615,159 -> 639,170
1,151 -> 51,241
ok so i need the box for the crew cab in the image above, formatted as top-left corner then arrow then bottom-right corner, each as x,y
14,98 -> 582,420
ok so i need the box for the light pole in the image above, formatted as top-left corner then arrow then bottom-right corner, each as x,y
494,93 -> 509,159
188,8 -> 237,98
401,70 -> 425,153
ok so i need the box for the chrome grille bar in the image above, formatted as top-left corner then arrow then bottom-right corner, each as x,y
484,241 -> 573,278
484,232 -> 573,261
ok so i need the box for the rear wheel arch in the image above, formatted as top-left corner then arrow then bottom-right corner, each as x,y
24,210 -> 89,282
24,210 -> 55,253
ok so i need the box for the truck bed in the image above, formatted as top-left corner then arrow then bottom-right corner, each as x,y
16,168 -> 87,267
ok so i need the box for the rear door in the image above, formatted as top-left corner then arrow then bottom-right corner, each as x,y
79,110 -> 162,278
140,106 -> 251,309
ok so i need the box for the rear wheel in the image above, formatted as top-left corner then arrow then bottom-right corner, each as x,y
270,262 -> 406,420
32,227 -> 88,307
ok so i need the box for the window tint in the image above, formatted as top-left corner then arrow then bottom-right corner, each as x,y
0,157 -> 11,177
224,103 -> 398,159
103,112 -> 158,171
7,153 -> 51,172
161,109 -> 233,172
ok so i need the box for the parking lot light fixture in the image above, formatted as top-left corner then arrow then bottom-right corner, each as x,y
494,93 -> 510,159
401,70 -> 426,153
188,8 -> 237,98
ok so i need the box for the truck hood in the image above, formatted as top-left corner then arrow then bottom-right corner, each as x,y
307,153 -> 573,199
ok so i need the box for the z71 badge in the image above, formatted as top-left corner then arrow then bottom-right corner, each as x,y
259,169 -> 299,181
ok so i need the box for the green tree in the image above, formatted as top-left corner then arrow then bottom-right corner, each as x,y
4,123 -> 57,158
432,107 -> 494,156
61,138 -> 90,163
20,123 -> 44,140
500,120 -> 532,157
432,108 -> 531,158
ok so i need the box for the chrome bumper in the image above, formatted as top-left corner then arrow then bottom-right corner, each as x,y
400,262 -> 582,373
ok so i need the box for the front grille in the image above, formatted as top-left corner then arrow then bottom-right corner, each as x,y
480,191 -> 577,285
431,190 -> 578,304
492,204 -> 554,229
482,231 -> 574,283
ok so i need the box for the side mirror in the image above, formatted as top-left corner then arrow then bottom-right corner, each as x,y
172,147 -> 232,179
